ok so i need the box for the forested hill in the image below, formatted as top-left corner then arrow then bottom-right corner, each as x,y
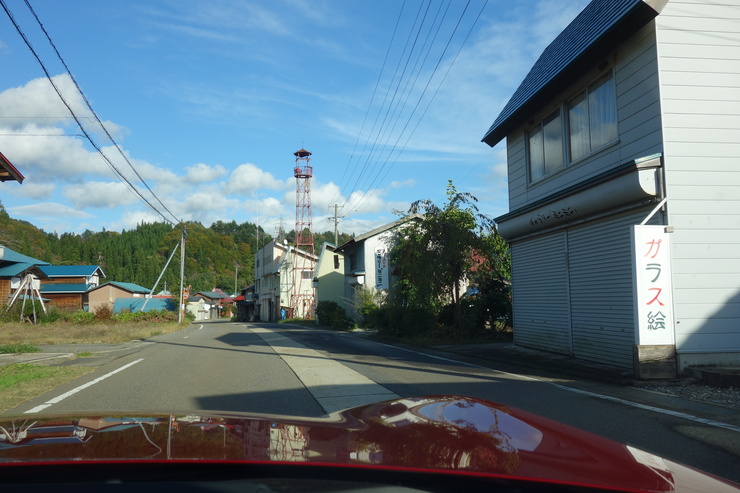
0,203 -> 353,293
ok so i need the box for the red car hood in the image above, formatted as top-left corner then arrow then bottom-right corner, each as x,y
0,395 -> 737,492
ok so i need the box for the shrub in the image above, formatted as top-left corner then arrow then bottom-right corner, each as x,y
381,305 -> 434,337
1,300 -> 48,323
66,310 -> 95,324
111,309 -> 178,323
354,287 -> 388,329
93,304 -> 113,321
38,307 -> 62,324
316,301 -> 349,329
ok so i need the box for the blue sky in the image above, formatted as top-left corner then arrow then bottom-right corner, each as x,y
0,0 -> 589,236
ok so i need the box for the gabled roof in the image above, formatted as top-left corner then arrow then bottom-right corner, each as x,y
39,265 -> 106,278
0,245 -> 49,265
197,291 -> 229,300
0,262 -> 47,278
334,214 -> 423,253
482,0 -> 667,147
0,151 -> 24,183
39,283 -> 90,294
91,281 -> 150,294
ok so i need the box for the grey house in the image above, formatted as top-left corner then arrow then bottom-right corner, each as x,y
483,0 -> 739,377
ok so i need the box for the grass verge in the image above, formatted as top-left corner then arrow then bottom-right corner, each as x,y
0,321 -> 183,346
0,343 -> 41,354
0,363 -> 93,413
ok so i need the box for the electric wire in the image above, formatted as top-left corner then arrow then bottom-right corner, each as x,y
331,0 -> 426,208
347,0 -> 451,207
353,0 -> 489,214
327,0 -> 407,207
0,0 -> 179,226
345,0 -> 486,215
21,0 -> 182,225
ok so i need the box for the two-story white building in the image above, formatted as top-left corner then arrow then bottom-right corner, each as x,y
334,215 -> 421,319
254,239 -> 316,321
483,0 -> 740,377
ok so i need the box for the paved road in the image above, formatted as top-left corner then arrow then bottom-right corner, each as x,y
7,321 -> 740,482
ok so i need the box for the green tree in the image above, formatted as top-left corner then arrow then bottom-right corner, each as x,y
390,181 -> 510,334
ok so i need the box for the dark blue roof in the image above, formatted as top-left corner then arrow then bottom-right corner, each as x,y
482,0 -> 665,146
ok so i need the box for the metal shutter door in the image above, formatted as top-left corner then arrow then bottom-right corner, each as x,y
568,210 -> 650,368
511,231 -> 571,355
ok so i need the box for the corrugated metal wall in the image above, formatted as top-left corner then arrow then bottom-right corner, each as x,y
511,232 -> 571,355
568,210 -> 652,367
512,208 -> 657,368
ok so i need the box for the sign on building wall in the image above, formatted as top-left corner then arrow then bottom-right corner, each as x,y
375,247 -> 389,290
631,225 -> 675,346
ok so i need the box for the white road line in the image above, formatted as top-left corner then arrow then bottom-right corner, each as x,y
345,334 -> 740,433
24,358 -> 145,414
252,328 -> 398,414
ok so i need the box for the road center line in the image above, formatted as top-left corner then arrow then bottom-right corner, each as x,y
251,328 -> 398,414
24,358 -> 145,414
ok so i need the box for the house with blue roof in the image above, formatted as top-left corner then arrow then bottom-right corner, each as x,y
87,281 -> 151,314
482,0 -> 740,378
37,264 -> 106,311
0,244 -> 49,304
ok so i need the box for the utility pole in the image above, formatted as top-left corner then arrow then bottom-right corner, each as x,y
178,224 -> 186,324
332,204 -> 343,245
234,263 -> 240,295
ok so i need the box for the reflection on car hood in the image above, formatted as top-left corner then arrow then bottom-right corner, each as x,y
0,395 -> 737,492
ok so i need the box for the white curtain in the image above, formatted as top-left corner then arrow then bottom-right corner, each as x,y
568,91 -> 590,161
589,75 -> 618,148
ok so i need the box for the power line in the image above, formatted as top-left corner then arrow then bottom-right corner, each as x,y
330,0 -> 425,207
0,0 -> 180,225
21,0 -> 181,225
346,0 -> 489,215
327,0 -> 408,207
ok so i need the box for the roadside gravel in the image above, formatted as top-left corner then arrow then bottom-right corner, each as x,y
635,380 -> 740,410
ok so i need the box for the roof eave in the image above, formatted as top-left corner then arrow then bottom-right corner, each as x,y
482,0 -> 665,147
0,151 -> 24,183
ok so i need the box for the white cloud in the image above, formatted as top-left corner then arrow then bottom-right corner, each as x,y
8,182 -> 56,200
225,163 -> 288,195
111,209 -> 169,232
390,179 -> 415,189
0,75 -> 88,129
8,202 -> 94,219
63,181 -> 139,209
178,185 -> 242,223
184,162 -> 228,184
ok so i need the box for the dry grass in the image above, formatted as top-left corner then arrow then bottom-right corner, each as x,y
0,363 -> 94,413
0,321 -> 183,346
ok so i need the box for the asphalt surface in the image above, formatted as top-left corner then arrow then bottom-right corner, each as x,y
2,321 -> 739,483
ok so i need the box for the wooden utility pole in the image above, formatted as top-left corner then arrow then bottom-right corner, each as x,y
178,224 -> 186,324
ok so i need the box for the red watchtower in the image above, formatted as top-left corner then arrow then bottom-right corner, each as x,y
291,148 -> 315,318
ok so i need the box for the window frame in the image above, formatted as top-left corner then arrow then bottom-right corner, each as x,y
526,69 -> 618,185
567,71 -> 618,163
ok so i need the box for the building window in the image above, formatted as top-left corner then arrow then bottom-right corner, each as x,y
527,71 -> 617,182
568,72 -> 617,161
301,270 -> 313,280
528,109 -> 564,181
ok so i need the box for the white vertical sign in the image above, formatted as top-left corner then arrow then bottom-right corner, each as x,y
375,247 -> 389,290
632,225 -> 675,345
